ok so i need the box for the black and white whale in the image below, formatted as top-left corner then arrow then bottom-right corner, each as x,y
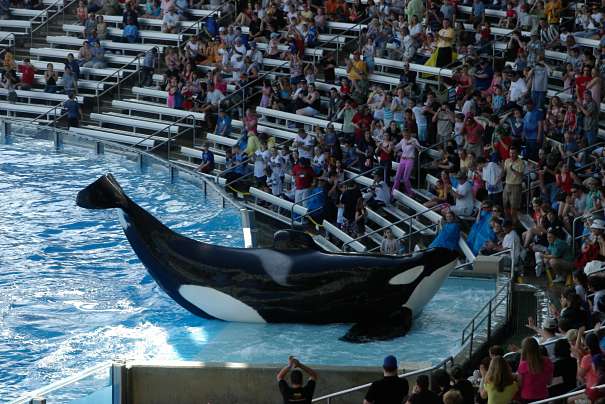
76,174 -> 460,342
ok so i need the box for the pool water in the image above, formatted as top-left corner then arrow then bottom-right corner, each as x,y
0,135 -> 495,402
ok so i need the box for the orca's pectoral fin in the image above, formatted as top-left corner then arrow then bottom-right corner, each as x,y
77,173 -> 128,210
339,307 -> 413,344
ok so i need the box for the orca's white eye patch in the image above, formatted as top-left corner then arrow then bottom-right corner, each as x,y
389,265 -> 425,285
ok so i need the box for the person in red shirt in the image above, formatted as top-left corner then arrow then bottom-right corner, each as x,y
17,58 -> 36,90
462,116 -> 485,159
351,105 -> 372,144
292,157 -> 315,208
575,66 -> 592,101
493,130 -> 512,161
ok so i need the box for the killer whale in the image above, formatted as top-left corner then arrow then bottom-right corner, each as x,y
76,174 -> 459,341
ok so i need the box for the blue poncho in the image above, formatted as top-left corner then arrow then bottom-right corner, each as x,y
429,222 -> 461,252
466,211 -> 497,255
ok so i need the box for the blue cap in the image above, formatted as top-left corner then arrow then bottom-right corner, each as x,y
383,355 -> 397,370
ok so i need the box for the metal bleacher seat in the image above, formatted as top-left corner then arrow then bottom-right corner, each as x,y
91,112 -> 180,134
62,24 -> 184,44
30,47 -> 137,67
111,100 -> 205,121
69,126 -> 158,148
0,88 -> 84,104
0,102 -> 63,117
46,35 -> 164,54
322,219 -> 366,252
0,19 -> 32,34
256,107 -> 343,132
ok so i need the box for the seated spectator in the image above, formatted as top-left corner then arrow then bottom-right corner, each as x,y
17,58 -> 35,90
449,171 -> 474,217
61,65 -> 78,95
162,7 -> 179,33
143,0 -> 161,18
76,0 -> 87,24
83,12 -> 96,38
364,355 -> 409,404
428,210 -> 460,252
276,356 -> 318,404
542,228 -> 574,284
123,17 -> 140,43
78,40 -> 92,66
406,374 -> 440,404
84,40 -> 106,69
296,83 -> 321,116
196,143 -> 214,174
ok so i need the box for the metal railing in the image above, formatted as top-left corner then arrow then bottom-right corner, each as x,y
29,0 -> 78,46
0,32 -> 16,57
529,384 -> 605,404
311,356 -> 454,403
127,113 -> 197,158
20,102 -> 66,126
94,49 -> 154,113
176,0 -> 231,41
416,138 -> 449,188
9,361 -> 112,404
341,203 -> 444,252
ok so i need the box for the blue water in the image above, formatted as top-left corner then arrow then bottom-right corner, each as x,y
0,136 -> 495,402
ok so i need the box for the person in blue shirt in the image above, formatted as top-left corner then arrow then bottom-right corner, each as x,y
214,109 -> 232,138
474,59 -> 493,92
429,210 -> 461,252
466,200 -> 497,255
141,48 -> 157,87
306,179 -> 326,223
123,17 -> 139,43
197,142 -> 215,174
63,92 -> 81,129
64,53 -> 80,82
522,99 -> 543,161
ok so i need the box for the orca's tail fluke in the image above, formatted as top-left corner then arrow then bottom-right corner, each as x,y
77,174 -> 128,210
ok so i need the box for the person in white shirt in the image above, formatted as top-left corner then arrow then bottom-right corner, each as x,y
508,71 -> 528,105
199,82 -> 225,113
162,7 -> 179,33
449,171 -> 475,217
501,219 -> 521,269
293,129 -> 315,160
478,155 -> 503,205
253,142 -> 271,186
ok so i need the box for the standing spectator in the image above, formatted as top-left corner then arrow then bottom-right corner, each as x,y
549,339 -> 577,397
405,374 -> 440,404
292,158 -> 315,208
435,19 -> 455,67
364,355 -> 409,404
503,146 -> 525,224
522,99 -> 543,160
462,116 -> 484,159
140,48 -> 157,87
517,337 -> 554,402
44,63 -> 59,93
380,228 -> 401,255
65,53 -> 80,81
449,366 -> 474,404
479,356 -> 519,403
62,65 -> 78,95
392,131 -> 422,196
346,51 -> 367,93
449,172 -> 474,217
196,142 -> 214,174
277,356 -> 318,404
214,109 -> 232,137
478,156 -> 503,205
577,92 -> 599,145
526,33 -> 544,67
63,92 -> 82,129
293,129 -> 315,160
528,56 -> 549,109
162,7 -> 179,33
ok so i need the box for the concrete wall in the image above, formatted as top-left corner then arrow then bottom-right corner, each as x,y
124,361 -> 426,404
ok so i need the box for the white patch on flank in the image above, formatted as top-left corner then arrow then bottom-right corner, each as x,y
403,261 -> 456,317
117,210 -> 131,230
248,250 -> 292,286
178,285 -> 266,323
388,265 -> 424,285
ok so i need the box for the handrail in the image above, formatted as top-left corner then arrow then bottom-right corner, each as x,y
27,102 -> 65,125
30,0 -> 78,46
9,361 -> 113,404
461,282 -> 509,341
416,138 -> 449,188
311,356 -> 454,403
129,113 -> 196,151
95,48 -> 155,112
530,383 -> 605,403
0,32 -> 16,57
218,15 -> 370,115
341,203 -> 446,250
176,1 -> 230,41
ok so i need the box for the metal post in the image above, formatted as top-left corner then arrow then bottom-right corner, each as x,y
29,399 -> 46,404
0,120 -> 10,143
53,130 -> 62,150
203,180 -> 207,196
408,217 -> 412,253
96,141 -> 104,155
137,153 -> 144,170
111,362 -> 126,404
487,301 -> 492,339
240,208 -> 258,248
169,165 -> 177,183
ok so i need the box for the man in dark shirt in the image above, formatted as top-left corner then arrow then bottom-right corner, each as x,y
407,375 -> 440,404
449,365 -> 475,404
197,142 -> 215,174
63,92 -> 81,129
364,355 -> 409,404
277,356 -> 318,404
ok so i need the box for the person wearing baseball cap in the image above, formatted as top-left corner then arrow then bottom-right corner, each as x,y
364,355 -> 409,404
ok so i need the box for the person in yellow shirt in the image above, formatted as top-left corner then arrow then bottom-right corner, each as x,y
347,51 -> 367,92
480,356 -> 519,404
435,18 -> 455,67
544,0 -> 561,24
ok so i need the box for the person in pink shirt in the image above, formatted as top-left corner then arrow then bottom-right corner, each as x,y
391,131 -> 422,196
517,337 -> 554,401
